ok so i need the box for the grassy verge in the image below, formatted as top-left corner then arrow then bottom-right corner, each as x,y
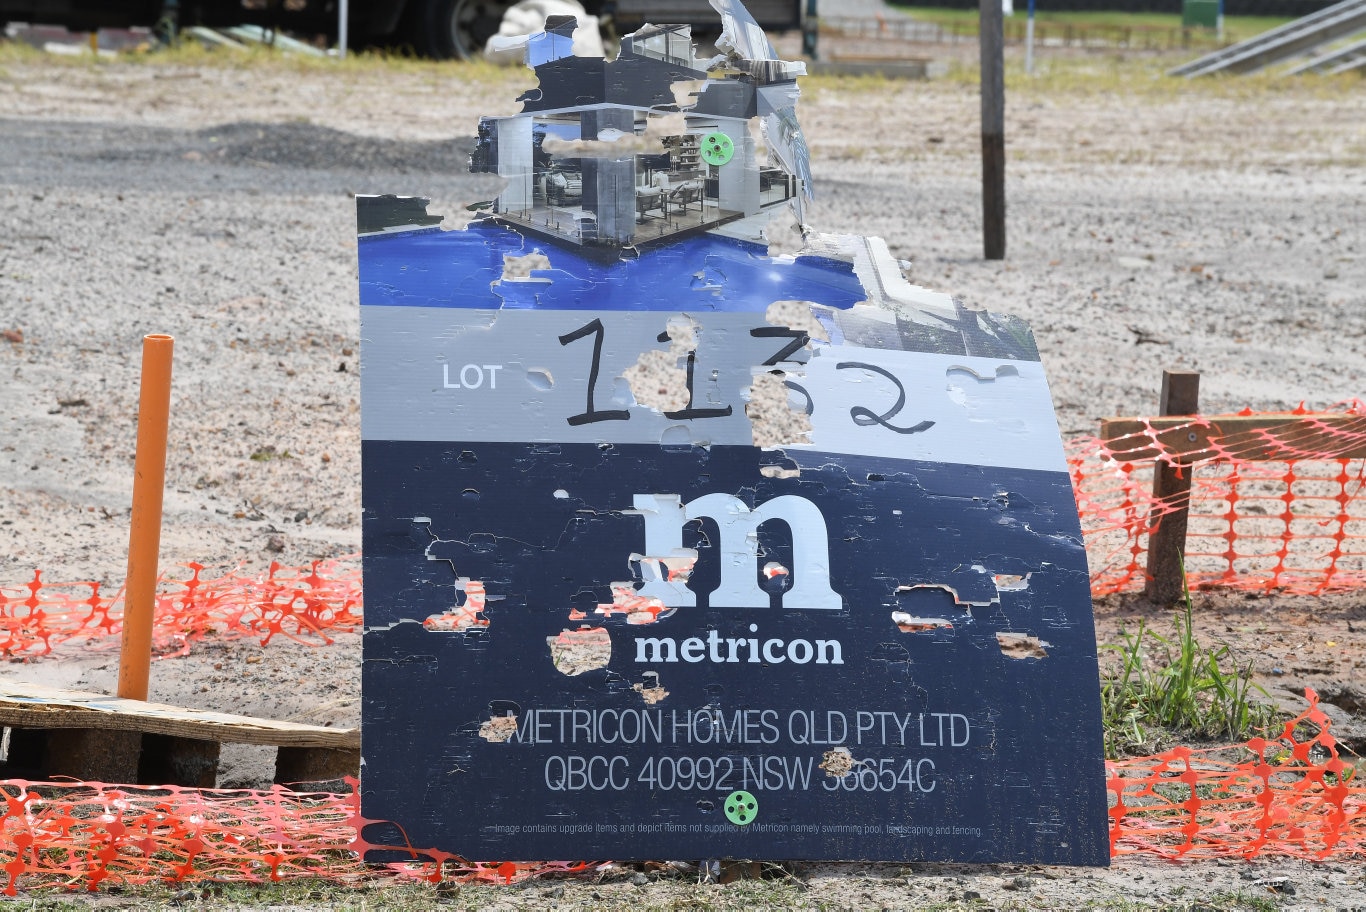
1004,54 -> 1361,100
3,25 -> 1360,106
804,50 -> 1363,107
885,4 -> 1294,44
0,33 -> 512,83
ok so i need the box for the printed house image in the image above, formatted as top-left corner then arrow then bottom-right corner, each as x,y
470,17 -> 802,249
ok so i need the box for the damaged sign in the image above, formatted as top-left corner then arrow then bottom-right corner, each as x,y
359,0 -> 1107,865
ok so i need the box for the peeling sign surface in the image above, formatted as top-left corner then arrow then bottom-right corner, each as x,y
359,0 -> 1106,866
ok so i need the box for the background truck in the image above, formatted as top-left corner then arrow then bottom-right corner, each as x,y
0,0 -> 804,60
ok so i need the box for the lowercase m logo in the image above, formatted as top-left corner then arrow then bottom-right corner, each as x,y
631,493 -> 842,610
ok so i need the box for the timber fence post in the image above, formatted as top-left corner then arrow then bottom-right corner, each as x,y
1144,369 -> 1200,604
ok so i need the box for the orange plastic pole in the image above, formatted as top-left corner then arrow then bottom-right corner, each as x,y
117,334 -> 174,701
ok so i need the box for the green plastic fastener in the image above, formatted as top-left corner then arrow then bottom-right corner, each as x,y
700,132 -> 735,166
724,790 -> 757,825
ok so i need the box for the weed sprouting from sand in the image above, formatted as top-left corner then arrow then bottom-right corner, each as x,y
1101,575 -> 1279,758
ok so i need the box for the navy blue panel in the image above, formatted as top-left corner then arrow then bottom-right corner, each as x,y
361,441 -> 1108,863
357,221 -> 867,312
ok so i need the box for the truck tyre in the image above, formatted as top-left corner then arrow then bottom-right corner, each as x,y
409,0 -> 511,60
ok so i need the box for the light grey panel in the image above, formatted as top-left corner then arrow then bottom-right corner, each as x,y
802,347 -> 1067,472
361,307 -> 765,448
361,306 -> 1068,472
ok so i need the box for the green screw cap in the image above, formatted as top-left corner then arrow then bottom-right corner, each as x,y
724,790 -> 758,825
700,132 -> 735,166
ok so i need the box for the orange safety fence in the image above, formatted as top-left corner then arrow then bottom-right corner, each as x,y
0,774 -> 594,894
0,559 -> 362,659
0,690 -> 1358,892
4,406 -> 1366,660
1071,401 -> 1366,596
2,404 -> 1366,885
1108,690 -> 1364,860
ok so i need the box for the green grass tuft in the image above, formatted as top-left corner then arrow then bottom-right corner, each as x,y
1101,576 -> 1279,758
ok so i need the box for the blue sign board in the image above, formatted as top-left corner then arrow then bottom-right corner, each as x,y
359,6 -> 1106,865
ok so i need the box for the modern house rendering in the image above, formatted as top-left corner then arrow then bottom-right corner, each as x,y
470,14 -> 804,251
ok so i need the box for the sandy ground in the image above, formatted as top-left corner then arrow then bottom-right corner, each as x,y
1,37 -> 1365,908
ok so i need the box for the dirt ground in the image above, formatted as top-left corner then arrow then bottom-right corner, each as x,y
1,29 -> 1364,909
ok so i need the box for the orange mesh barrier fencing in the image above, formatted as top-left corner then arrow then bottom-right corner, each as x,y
2,404 -> 1365,884
0,776 -> 594,894
5,407 -> 1366,659
1072,403 -> 1366,595
0,559 -> 362,659
1108,690 -> 1365,860
0,691 -> 1358,890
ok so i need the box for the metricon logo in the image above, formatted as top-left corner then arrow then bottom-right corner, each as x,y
631,493 -> 842,611
634,623 -> 844,665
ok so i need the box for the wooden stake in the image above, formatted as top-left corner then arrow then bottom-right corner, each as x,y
1144,370 -> 1200,604
980,0 -> 1006,260
118,334 -> 174,701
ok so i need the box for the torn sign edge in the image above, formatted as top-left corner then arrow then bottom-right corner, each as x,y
356,195 -> 1021,354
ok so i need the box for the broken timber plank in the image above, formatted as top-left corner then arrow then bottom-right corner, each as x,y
0,680 -> 357,748
1100,413 -> 1366,464
0,680 -> 358,787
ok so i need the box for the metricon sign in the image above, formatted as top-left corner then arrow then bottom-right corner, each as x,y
358,3 -> 1107,866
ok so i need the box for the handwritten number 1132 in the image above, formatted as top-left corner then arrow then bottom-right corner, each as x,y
557,317 -> 933,435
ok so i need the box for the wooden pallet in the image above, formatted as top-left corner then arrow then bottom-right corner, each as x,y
0,680 -> 359,789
